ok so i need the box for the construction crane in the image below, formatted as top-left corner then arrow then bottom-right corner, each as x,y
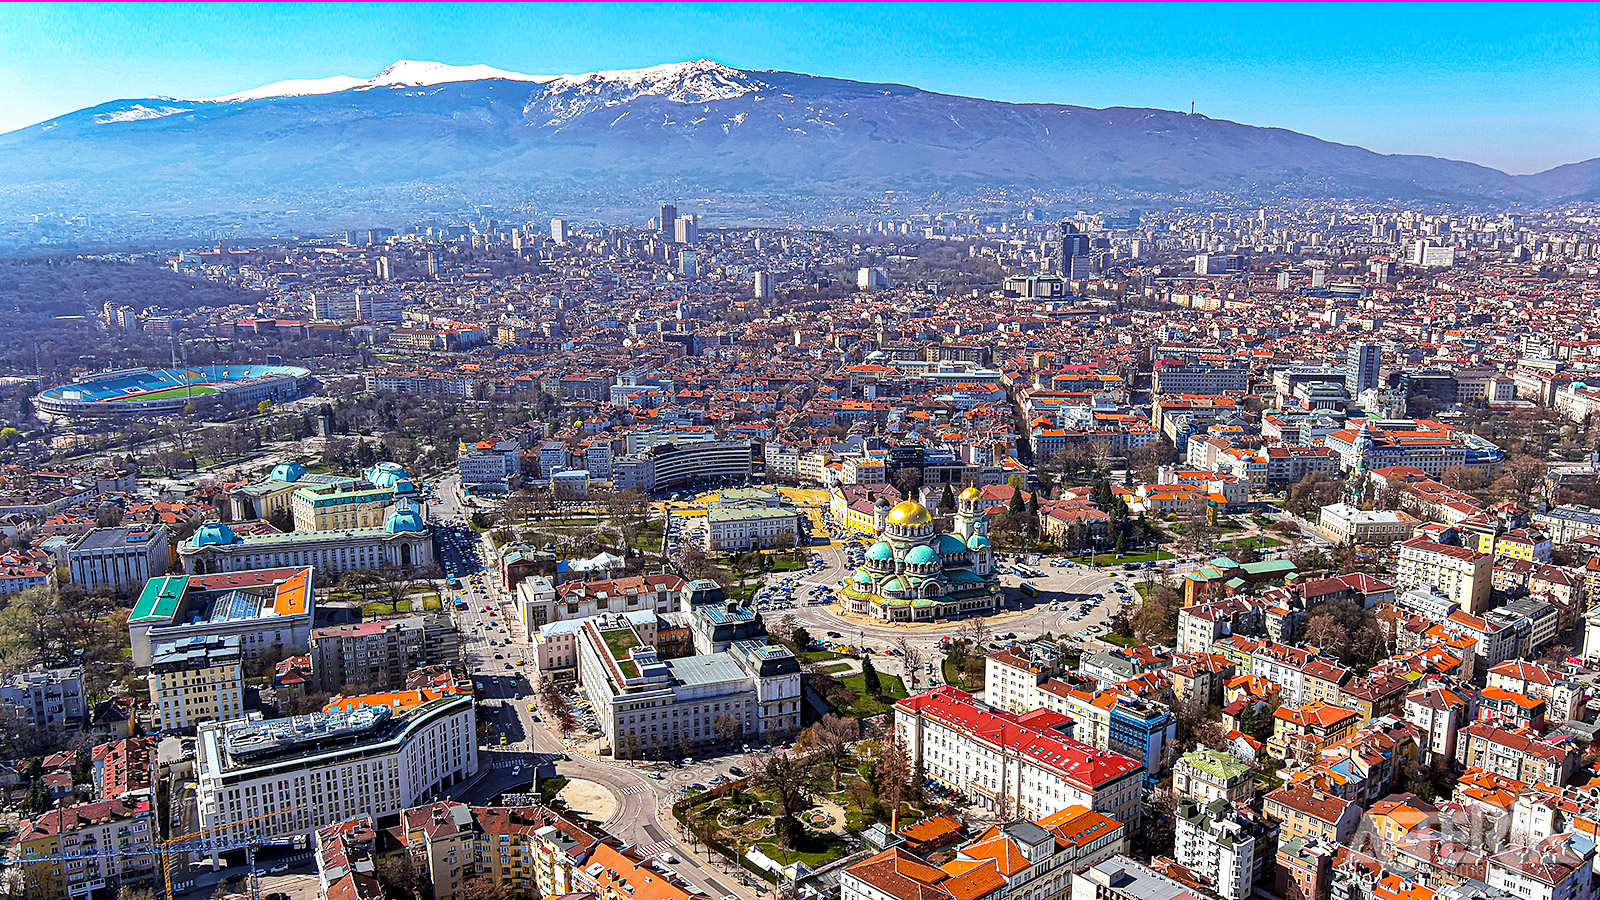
6,805 -> 306,900
162,805 -> 308,900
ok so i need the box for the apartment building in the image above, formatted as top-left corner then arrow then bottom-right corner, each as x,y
1396,538 -> 1493,615
1455,723 -> 1576,786
148,635 -> 246,733
8,800 -> 156,900
1173,748 -> 1256,805
895,686 -> 1145,826
1262,783 -> 1362,844
0,666 -> 88,729
1174,799 -> 1278,900
309,615 -> 460,694
1483,835 -> 1599,900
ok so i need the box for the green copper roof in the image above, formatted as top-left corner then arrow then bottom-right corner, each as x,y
1180,748 -> 1250,781
132,575 -> 189,624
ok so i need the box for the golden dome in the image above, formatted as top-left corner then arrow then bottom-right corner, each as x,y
960,486 -> 982,502
887,500 -> 932,526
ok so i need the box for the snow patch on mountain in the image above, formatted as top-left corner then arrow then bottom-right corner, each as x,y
532,60 -> 768,122
200,60 -> 544,102
94,104 -> 193,124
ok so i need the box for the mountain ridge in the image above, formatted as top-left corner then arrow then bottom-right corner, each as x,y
1,59 -> 1594,225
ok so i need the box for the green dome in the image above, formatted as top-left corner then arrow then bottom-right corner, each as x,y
905,545 -> 940,566
866,541 -> 895,561
853,571 -> 874,585
967,535 -> 992,549
935,534 -> 968,555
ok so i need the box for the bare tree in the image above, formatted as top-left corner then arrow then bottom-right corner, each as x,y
893,636 -> 924,691
801,714 -> 860,790
753,751 -> 814,848
714,712 -> 744,749
876,730 -> 914,831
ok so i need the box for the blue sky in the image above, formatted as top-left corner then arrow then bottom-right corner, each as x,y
1,3 -> 1595,173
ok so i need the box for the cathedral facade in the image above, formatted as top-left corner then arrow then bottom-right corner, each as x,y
837,488 -> 1002,622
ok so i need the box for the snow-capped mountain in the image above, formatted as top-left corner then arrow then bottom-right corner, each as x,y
0,59 -> 1593,227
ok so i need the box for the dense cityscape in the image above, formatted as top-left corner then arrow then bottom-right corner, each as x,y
1,9 -> 1600,900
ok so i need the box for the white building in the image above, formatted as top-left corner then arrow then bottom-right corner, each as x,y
1483,835 -> 1597,900
1316,503 -> 1419,545
179,508 -> 433,578
128,566 -> 316,669
68,526 -> 170,593
1397,537 -> 1493,615
196,694 -> 477,844
895,686 -> 1145,826
1173,799 -> 1275,900
704,506 -> 805,552
0,666 -> 87,729
575,616 -> 800,758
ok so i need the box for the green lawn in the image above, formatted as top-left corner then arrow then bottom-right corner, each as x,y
942,659 -> 984,692
1101,633 -> 1140,648
801,649 -> 843,662
753,832 -> 847,868
600,628 -> 637,661
837,672 -> 907,717
819,662 -> 853,674
1089,548 -> 1177,565
1133,582 -> 1155,601
111,384 -> 219,401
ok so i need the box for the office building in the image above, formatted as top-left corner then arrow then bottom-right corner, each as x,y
658,203 -> 677,236
549,218 -> 569,244
148,635 -> 246,733
0,666 -> 88,730
610,439 -> 753,493
753,270 -> 773,299
575,614 -> 801,758
128,566 -> 315,668
67,526 -> 170,594
857,267 -> 888,290
678,250 -> 699,278
1347,342 -> 1381,394
673,214 -> 697,245
196,693 -> 477,845
1072,856 -> 1198,900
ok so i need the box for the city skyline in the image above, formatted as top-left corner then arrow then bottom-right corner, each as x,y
1,3 -> 1596,173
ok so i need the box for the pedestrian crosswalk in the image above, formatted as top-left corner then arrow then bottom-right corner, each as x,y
620,784 -> 648,796
637,840 -> 677,857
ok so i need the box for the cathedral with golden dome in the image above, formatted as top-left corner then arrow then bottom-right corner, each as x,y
837,487 -> 1001,622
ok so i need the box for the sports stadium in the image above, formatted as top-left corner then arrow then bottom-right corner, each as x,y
36,365 -> 313,419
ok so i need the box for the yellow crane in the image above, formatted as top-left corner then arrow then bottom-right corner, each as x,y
162,804 -> 307,900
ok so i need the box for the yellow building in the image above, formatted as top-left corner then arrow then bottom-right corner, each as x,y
1268,701 -> 1361,765
290,482 -> 396,532
148,635 -> 246,732
9,800 -> 155,900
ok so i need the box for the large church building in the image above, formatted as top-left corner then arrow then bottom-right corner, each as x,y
837,488 -> 1002,622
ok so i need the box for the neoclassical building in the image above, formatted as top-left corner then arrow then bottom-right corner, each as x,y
179,501 -> 433,577
838,489 -> 1001,622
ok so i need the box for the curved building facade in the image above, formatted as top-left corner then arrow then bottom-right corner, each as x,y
837,489 -> 1001,622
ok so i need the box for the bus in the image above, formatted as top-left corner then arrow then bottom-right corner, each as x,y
446,574 -> 459,589
1019,582 -> 1039,598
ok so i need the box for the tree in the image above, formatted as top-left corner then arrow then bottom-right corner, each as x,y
939,484 -> 956,512
454,878 -> 512,900
539,678 -> 575,735
891,467 -> 923,501
893,636 -> 924,691
375,856 -> 422,900
876,731 -> 914,830
714,712 -> 744,749
378,565 -> 419,605
861,654 -> 883,699
1441,465 -> 1488,494
753,752 -> 814,848
802,714 -> 860,790
338,569 -> 381,604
